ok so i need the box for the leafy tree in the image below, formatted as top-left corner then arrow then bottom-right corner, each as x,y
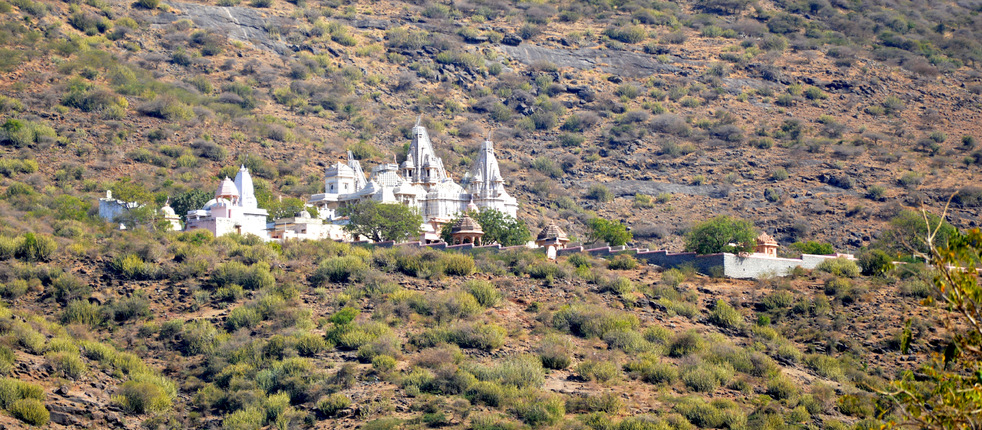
857,248 -> 893,276
685,215 -> 756,254
110,178 -> 153,204
877,210 -> 957,262
587,218 -> 632,246
170,189 -> 211,221
340,200 -> 421,242
791,241 -> 834,255
440,209 -> 531,246
885,226 -> 982,428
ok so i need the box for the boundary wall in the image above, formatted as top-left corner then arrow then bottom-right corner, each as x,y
356,240 -> 851,279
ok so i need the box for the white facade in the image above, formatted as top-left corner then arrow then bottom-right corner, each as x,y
186,166 -> 270,239
98,190 -> 142,224
310,122 -> 518,230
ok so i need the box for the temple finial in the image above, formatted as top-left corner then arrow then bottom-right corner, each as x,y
415,115 -> 422,127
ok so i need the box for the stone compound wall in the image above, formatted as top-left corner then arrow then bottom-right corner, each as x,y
358,240 -> 848,279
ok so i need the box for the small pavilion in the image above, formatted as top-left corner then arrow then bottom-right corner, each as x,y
536,223 -> 570,260
450,215 -> 484,245
754,232 -> 778,258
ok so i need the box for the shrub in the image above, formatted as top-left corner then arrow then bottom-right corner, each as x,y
709,300 -> 742,329
10,398 -> 48,426
608,254 -> 638,270
46,352 -> 87,379
465,280 -> 502,308
685,215 -> 757,255
791,241 -> 834,255
624,356 -> 678,385
537,335 -> 574,369
312,256 -> 365,284
815,257 -> 859,277
668,331 -> 704,357
514,392 -> 565,427
858,249 -> 893,276
0,378 -> 44,409
766,375 -> 799,400
553,305 -> 639,338
567,392 -> 622,414
135,0 -> 159,8
15,233 -> 56,262
223,406 -> 265,430
317,393 -> 351,417
567,359 -> 614,384
441,253 -> 475,276
682,366 -> 721,392
586,184 -> 614,202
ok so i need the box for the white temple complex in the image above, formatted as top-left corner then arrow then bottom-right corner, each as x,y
310,122 -> 518,236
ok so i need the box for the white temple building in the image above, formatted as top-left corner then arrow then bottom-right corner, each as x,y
186,166 -> 270,238
309,122 -> 518,238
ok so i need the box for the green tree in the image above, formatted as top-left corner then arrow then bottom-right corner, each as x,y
340,200 -> 421,242
587,218 -> 632,246
110,178 -> 153,204
791,241 -> 834,255
885,226 -> 982,428
440,209 -> 531,246
877,210 -> 957,262
170,189 -> 211,221
685,215 -> 757,254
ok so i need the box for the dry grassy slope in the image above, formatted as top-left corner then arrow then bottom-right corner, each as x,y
0,248 -> 945,429
1,0 -> 980,251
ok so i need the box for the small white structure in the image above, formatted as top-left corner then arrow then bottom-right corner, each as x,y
186,166 -> 269,239
269,210 -> 350,241
98,190 -> 142,223
161,201 -> 183,231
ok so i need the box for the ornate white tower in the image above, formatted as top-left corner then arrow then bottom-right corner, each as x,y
234,165 -> 258,209
467,139 -> 518,217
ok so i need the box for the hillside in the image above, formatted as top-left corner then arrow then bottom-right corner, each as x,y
0,233 -> 952,429
0,0 -> 981,428
1,0 -> 981,249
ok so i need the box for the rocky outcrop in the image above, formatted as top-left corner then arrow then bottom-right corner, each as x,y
155,1 -> 292,54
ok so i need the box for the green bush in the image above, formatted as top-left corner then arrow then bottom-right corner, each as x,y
576,360 -> 619,383
858,249 -> 893,276
668,330 -> 704,357
15,233 -> 56,262
514,392 -> 565,427
682,366 -> 722,392
0,378 -> 44,409
114,374 -> 175,413
816,257 -> 860,277
313,255 -> 365,284
465,280 -> 502,308
537,335 -> 574,369
222,405 -> 265,430
586,184 -> 614,202
608,254 -> 639,270
46,352 -> 87,379
10,398 -> 48,426
766,375 -> 799,400
624,355 -> 678,385
135,0 -> 159,9
709,300 -> 742,329
553,305 -> 639,339
317,393 -> 351,417
441,253 -> 475,276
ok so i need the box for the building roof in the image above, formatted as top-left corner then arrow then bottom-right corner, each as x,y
537,223 -> 569,242
756,232 -> 778,246
451,215 -> 483,234
216,177 -> 238,199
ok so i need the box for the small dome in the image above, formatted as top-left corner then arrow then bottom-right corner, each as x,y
537,223 -> 568,242
466,198 -> 479,213
451,215 -> 483,234
161,204 -> 177,216
216,177 -> 238,199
